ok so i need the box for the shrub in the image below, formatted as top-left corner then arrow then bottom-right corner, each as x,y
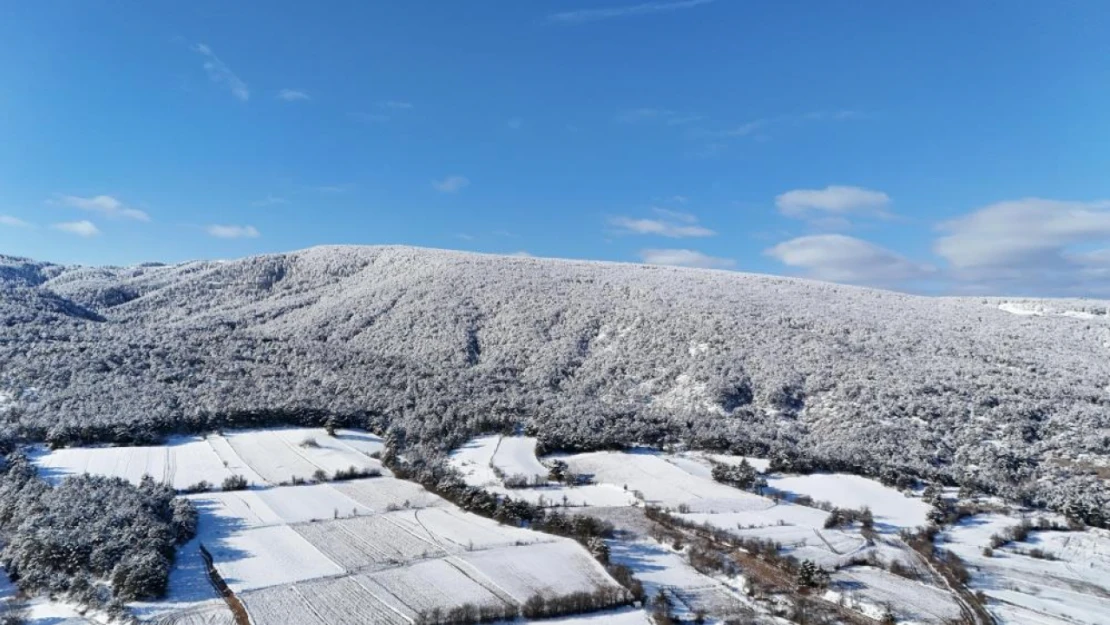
221,474 -> 249,491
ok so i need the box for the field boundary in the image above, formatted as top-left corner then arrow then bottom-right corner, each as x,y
199,543 -> 252,625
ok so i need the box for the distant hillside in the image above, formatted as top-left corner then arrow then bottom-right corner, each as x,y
1,246 -> 1108,521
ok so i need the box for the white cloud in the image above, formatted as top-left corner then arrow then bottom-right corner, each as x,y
935,198 -> 1110,269
509,251 -> 534,257
379,100 -> 413,110
0,215 -> 32,228
192,43 -> 249,101
640,248 -> 735,269
53,194 -> 150,221
550,0 -> 714,23
609,208 -> 715,238
775,185 -> 891,218
277,89 -> 310,101
724,119 -> 768,137
206,224 -> 260,239
433,175 -> 470,193
766,234 -> 932,286
52,220 -> 100,237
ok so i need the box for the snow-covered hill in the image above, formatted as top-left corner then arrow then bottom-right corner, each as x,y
1,246 -> 1107,520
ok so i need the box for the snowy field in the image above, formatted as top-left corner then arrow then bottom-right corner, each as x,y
448,435 -> 954,624
943,513 -> 1110,625
608,540 -> 753,622
767,473 -> 930,529
827,566 -> 962,623
561,450 -> 773,513
99,431 -> 627,625
449,434 -> 550,486
31,428 -> 387,490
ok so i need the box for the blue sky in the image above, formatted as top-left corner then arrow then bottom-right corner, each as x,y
1,1 -> 1108,295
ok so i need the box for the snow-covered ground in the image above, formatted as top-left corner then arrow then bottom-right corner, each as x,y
608,540 -> 753,622
31,428 -> 387,490
767,473 -> 930,530
943,514 -> 1110,625
525,606 -> 652,624
105,431 -> 626,624
449,434 -> 550,486
827,566 -> 962,624
561,450 -> 772,513
997,301 -> 1107,320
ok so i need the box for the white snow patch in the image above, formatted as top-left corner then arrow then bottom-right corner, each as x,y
767,473 -> 930,530
31,429 -> 387,491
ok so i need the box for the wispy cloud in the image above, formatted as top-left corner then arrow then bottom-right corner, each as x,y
355,101 -> 414,124
609,208 -> 715,238
433,175 -> 470,193
207,224 -> 260,239
640,248 -> 735,269
0,215 -> 32,228
53,194 -> 150,222
52,220 -> 100,237
509,251 -> 534,258
251,195 -> 288,207
692,110 -> 863,144
506,117 -> 524,130
277,89 -> 310,102
192,43 -> 249,101
550,0 -> 714,23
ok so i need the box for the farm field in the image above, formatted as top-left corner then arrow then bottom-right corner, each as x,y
90,432 -> 631,624
608,540 -> 753,622
766,473 -> 931,529
449,435 -> 965,624
31,427 -> 387,490
827,566 -> 962,623
450,434 -> 550,486
942,513 -> 1110,625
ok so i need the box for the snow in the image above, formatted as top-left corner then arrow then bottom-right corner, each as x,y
202,524 -> 345,593
561,450 -> 773,513
0,390 -> 15,413
998,301 -> 1105,321
493,483 -> 639,508
608,540 -> 752,621
493,436 -> 549,481
943,514 -> 1110,625
31,436 -> 236,491
31,428 -> 387,490
525,607 -> 651,624
457,540 -> 622,602
223,428 -> 382,485
999,303 -> 1046,316
450,434 -> 502,487
766,473 -> 930,530
450,434 -> 549,487
829,566 -> 962,624
332,476 -> 446,511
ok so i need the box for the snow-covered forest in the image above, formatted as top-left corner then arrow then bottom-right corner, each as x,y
1,245 -> 1107,524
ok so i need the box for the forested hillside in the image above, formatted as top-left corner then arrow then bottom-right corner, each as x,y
1,246 -> 1107,522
